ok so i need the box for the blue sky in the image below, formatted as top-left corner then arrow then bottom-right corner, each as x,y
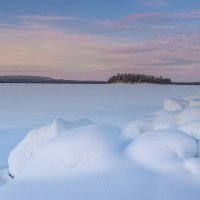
0,0 -> 200,81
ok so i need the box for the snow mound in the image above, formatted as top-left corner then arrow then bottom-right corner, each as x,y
7,92 -> 200,183
8,118 -> 94,178
189,100 -> 200,107
184,158 -> 200,175
176,108 -> 200,125
0,169 -> 11,185
23,124 -> 123,178
8,121 -> 123,178
185,93 -> 200,101
185,92 -> 200,107
179,121 -> 200,140
123,120 -> 153,139
153,111 -> 178,129
126,129 -> 198,171
163,98 -> 188,112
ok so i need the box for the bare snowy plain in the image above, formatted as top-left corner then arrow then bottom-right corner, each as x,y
0,84 -> 200,200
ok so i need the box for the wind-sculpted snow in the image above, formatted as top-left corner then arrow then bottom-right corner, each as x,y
163,98 -> 188,112
0,168 -> 11,185
123,93 -> 200,175
2,91 -> 200,200
179,121 -> 200,140
123,119 -> 153,139
126,129 -> 198,171
8,92 -> 200,178
26,124 -> 123,177
8,118 -> 94,178
177,107 -> 200,125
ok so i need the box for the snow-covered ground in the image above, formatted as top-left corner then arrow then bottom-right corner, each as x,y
0,84 -> 200,200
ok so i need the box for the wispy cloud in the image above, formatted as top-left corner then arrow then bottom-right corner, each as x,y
15,15 -> 76,21
96,9 -> 200,32
15,11 -> 200,35
0,23 -> 17,28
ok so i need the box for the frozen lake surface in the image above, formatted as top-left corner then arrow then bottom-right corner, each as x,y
0,84 -> 200,200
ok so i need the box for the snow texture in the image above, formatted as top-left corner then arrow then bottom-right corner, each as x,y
1,85 -> 200,200
163,98 -> 188,111
126,129 -> 197,171
8,118 -> 94,177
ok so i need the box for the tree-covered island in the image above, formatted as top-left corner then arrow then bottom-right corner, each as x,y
108,73 -> 172,84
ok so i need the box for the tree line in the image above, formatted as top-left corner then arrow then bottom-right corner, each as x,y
108,73 -> 172,84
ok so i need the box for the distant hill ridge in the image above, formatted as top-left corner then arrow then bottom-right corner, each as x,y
0,75 -> 53,80
0,75 -> 106,84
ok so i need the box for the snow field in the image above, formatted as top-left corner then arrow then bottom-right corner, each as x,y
1,86 -> 200,200
7,92 -> 200,180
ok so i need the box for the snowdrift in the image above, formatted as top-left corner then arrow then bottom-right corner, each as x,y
1,92 -> 200,200
127,129 -> 198,171
7,93 -> 200,178
8,118 -> 94,178
123,94 -> 200,174
8,119 -> 124,178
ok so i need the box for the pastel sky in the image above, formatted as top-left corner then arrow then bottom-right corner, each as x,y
0,0 -> 200,81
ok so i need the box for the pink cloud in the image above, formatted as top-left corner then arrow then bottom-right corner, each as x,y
101,44 -> 161,54
99,10 -> 200,32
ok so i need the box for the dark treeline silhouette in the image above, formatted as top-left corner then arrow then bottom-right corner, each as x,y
108,73 -> 172,84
